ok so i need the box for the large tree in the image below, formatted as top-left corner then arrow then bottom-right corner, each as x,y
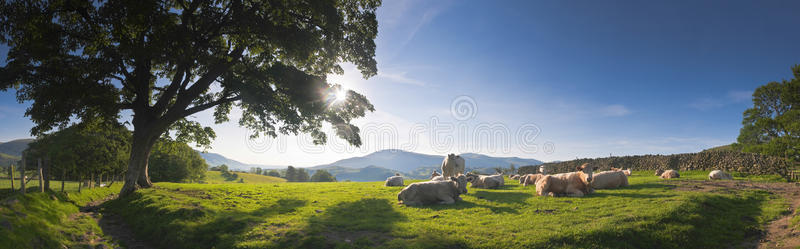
736,65 -> 800,166
0,0 -> 379,195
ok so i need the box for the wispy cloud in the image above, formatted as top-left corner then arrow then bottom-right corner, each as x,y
377,71 -> 426,86
689,90 -> 753,111
599,104 -> 632,117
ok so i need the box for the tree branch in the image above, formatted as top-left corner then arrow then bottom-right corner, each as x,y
182,95 -> 242,117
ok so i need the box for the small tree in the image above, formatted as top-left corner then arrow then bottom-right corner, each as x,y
296,168 -> 310,182
285,166 -> 297,182
267,170 -> 281,178
311,170 -> 336,182
735,65 -> 800,179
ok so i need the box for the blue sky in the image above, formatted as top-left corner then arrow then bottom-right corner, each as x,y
1,0 -> 799,166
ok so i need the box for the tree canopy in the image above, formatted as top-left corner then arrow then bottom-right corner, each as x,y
736,65 -> 800,165
0,0 -> 380,195
310,169 -> 336,182
24,118 -> 130,182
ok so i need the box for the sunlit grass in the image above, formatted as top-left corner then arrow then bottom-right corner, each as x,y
105,171 -> 789,249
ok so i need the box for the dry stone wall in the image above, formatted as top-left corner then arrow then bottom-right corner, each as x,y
518,151 -> 791,177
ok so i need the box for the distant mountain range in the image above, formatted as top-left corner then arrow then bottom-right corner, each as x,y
0,139 -> 33,166
310,149 -> 543,172
197,151 -> 285,171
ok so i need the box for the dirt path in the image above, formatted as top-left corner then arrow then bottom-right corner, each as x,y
672,180 -> 800,249
76,195 -> 155,249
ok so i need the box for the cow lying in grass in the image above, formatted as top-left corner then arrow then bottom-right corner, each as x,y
655,169 -> 664,176
610,167 -> 632,176
465,173 -> 504,189
591,171 -> 629,190
660,170 -> 680,179
708,170 -> 733,180
385,173 -> 404,186
398,174 -> 468,206
510,174 -> 521,180
430,170 -> 441,179
520,174 -> 545,187
536,163 -> 597,197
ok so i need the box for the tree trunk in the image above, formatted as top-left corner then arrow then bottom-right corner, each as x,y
38,159 -> 43,193
120,135 -> 158,196
43,158 -> 50,191
61,168 -> 65,192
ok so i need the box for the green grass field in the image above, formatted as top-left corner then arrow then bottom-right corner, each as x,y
100,170 -> 791,249
0,186 -> 121,249
204,171 -> 286,184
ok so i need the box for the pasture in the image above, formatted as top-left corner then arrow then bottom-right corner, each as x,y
203,171 -> 286,184
99,171 -> 798,249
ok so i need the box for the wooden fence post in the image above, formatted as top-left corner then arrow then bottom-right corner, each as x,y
20,152 -> 25,194
43,157 -> 50,191
61,168 -> 66,192
38,158 -> 44,193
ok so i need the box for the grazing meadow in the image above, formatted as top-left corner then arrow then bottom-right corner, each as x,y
93,171 -> 792,249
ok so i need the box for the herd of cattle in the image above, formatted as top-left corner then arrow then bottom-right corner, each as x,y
387,154 -> 737,206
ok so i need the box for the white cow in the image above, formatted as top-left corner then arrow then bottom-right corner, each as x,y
441,154 -> 466,179
708,170 -> 733,180
536,163 -> 597,197
398,175 -> 469,205
384,174 -> 404,186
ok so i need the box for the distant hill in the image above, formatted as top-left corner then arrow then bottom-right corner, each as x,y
0,139 -> 34,157
310,149 -> 543,173
197,151 -> 284,171
204,171 -> 286,184
309,165 -> 399,182
0,152 -> 20,167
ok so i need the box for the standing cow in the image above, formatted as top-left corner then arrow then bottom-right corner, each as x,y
441,154 -> 465,179
398,174 -> 469,205
536,163 -> 597,197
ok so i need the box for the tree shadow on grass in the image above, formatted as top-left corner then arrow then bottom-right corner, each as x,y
526,192 -> 770,249
278,198 -> 408,248
104,192 -> 307,249
470,190 -> 534,204
408,199 -> 520,214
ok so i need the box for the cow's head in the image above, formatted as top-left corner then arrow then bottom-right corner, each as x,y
576,163 -> 598,183
450,174 -> 468,194
465,172 -> 478,183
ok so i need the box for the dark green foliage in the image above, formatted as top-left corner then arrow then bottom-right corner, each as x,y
285,166 -> 297,182
310,170 -> 336,182
736,65 -> 800,169
267,170 -> 281,178
209,164 -> 229,172
23,118 -> 130,181
148,139 -> 207,183
0,0 -> 381,194
295,168 -> 310,182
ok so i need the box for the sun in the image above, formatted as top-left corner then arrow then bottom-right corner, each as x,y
335,89 -> 347,102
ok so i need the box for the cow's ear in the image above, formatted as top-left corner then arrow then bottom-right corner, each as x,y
593,166 -> 599,171
576,165 -> 582,171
